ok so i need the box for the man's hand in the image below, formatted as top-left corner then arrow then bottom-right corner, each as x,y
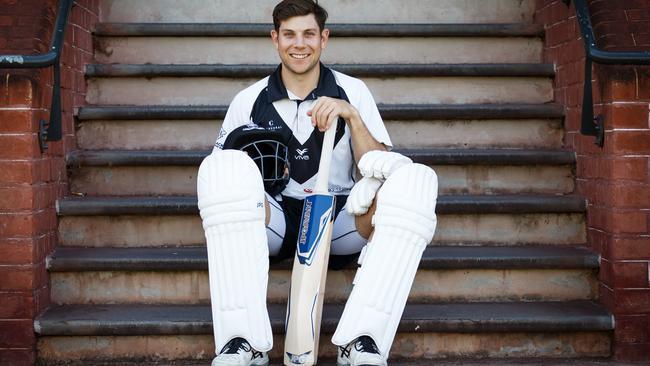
346,176 -> 382,215
307,96 -> 360,131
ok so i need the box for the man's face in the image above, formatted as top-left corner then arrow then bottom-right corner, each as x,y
271,14 -> 329,78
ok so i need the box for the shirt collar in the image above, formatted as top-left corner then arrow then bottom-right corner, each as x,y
267,63 -> 341,103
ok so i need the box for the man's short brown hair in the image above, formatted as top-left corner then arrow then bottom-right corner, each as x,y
272,0 -> 328,31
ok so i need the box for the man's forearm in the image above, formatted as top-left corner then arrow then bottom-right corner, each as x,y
346,113 -> 387,164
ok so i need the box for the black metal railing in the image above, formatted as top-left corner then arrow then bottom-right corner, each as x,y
568,0 -> 650,147
0,0 -> 73,152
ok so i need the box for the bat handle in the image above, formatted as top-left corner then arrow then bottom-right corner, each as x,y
314,117 -> 337,194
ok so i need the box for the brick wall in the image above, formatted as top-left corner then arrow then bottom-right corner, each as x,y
535,0 -> 650,361
0,1 -> 98,365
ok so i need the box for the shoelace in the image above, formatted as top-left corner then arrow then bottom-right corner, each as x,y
354,336 -> 380,354
221,337 -> 252,354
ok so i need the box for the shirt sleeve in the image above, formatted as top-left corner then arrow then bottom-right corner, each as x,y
212,91 -> 251,153
353,79 -> 393,149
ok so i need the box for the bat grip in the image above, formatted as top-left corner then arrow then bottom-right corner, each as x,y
314,118 -> 337,194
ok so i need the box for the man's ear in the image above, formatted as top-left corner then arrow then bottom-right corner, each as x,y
271,29 -> 279,49
320,28 -> 330,49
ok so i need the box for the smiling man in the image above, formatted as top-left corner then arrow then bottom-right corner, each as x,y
197,1 -> 438,365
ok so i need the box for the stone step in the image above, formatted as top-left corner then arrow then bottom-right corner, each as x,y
77,104 -> 565,121
75,104 -> 565,150
94,24 -> 543,64
35,301 -> 613,362
99,0 -> 537,23
67,149 -> 575,196
95,23 -> 544,37
86,63 -> 555,78
85,75 -> 553,106
68,149 -> 576,166
47,246 -> 599,304
55,195 -> 586,247
38,360 -> 635,366
57,212 -> 586,248
57,195 -> 585,216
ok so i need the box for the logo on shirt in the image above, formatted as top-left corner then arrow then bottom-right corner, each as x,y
242,122 -> 264,131
294,148 -> 310,160
265,120 -> 283,131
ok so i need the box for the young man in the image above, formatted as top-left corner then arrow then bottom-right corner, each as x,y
196,1 -> 438,365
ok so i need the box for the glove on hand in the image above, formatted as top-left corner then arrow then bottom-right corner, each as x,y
346,176 -> 382,215
358,150 -> 413,180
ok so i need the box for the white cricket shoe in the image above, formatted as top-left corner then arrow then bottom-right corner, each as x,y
211,337 -> 269,366
337,336 -> 387,366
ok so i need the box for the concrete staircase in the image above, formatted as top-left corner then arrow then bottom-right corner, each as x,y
35,0 -> 614,364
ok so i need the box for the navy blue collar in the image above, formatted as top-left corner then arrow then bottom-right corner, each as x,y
267,63 -> 341,103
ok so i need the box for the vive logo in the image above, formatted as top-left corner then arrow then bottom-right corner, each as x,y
294,148 -> 310,160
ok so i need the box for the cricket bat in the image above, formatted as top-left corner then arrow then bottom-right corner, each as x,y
284,121 -> 337,366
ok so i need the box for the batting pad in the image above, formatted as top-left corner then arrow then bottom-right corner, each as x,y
197,150 -> 273,353
332,163 -> 438,356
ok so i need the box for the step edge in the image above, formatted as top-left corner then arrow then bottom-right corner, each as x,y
47,245 -> 600,272
56,195 -> 587,216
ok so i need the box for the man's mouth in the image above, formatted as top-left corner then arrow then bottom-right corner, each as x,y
290,53 -> 309,59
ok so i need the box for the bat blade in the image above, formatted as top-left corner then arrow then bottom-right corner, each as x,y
284,193 -> 335,366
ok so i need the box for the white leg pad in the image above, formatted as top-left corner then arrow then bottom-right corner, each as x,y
197,150 -> 273,353
331,163 -> 438,356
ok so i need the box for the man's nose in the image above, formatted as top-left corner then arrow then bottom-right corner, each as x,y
294,35 -> 305,47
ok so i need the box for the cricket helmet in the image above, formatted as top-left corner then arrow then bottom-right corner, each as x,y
223,124 -> 290,196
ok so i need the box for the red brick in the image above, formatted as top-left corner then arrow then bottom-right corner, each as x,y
563,107 -> 581,134
608,236 -> 650,261
587,227 -> 608,255
0,213 -> 35,237
0,266 -> 32,291
611,209 -> 649,234
33,284 -> 51,315
566,83 -> 582,108
613,183 -> 650,207
0,209 -> 55,237
4,183 -> 57,211
0,134 -> 40,159
0,15 -> 13,26
0,349 -> 35,366
609,103 -> 649,129
0,239 -> 34,265
587,206 -> 648,234
546,20 -> 572,46
637,68 -> 650,100
0,159 -> 51,185
635,33 -> 650,46
599,258 -> 615,288
613,342 -> 650,362
612,261 -> 650,288
0,293 -> 33,318
0,75 -> 35,107
615,314 -> 650,344
0,320 -> 34,348
627,9 -> 650,21
591,9 -> 627,25
611,130 -> 650,154
600,68 -> 638,101
600,282 -> 615,310
0,110 -> 36,133
611,157 -> 649,182
616,288 -> 650,313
